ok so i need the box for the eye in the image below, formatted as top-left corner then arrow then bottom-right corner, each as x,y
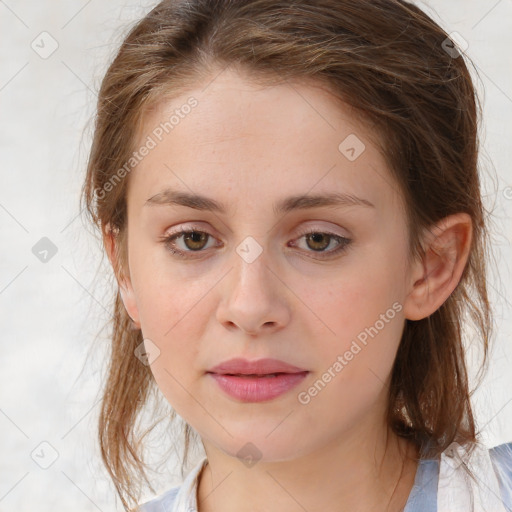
159,227 -> 218,258
159,226 -> 352,260
290,228 -> 352,259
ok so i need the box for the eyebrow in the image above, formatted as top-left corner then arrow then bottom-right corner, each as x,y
144,188 -> 375,215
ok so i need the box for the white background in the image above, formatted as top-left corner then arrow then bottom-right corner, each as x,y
1,1 -> 511,510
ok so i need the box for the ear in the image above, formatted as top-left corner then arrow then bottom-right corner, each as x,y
403,213 -> 472,321
103,223 -> 141,329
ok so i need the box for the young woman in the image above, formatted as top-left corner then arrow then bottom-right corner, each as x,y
80,1 -> 512,511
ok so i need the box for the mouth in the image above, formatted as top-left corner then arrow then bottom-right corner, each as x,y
210,372 -> 303,377
207,357 -> 308,376
205,357 -> 309,402
206,371 -> 309,402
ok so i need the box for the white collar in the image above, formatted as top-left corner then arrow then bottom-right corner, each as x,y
438,441 -> 507,512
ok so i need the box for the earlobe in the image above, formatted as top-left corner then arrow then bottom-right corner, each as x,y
403,213 -> 472,321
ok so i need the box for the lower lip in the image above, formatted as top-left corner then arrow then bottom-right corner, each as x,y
208,372 -> 309,402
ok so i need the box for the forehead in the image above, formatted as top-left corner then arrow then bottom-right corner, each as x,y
128,68 -> 403,215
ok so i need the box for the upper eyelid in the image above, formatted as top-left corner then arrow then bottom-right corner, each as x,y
164,225 -> 350,242
164,219 -> 351,235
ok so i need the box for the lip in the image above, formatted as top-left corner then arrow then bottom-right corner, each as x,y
207,357 -> 307,375
206,358 -> 309,403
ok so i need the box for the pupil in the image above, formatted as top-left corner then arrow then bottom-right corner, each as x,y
186,231 -> 206,250
308,233 -> 329,251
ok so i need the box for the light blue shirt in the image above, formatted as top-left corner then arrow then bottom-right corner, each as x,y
138,441 -> 512,511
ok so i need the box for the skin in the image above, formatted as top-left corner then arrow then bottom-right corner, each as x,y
105,66 -> 472,512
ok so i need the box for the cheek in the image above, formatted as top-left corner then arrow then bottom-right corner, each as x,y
128,243 -> 210,368
315,259 -> 402,331
309,250 -> 405,378
298,280 -> 404,434
129,240 -> 186,327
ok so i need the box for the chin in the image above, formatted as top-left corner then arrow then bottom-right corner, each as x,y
206,431 -> 311,466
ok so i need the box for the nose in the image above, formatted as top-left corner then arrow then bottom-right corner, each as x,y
215,248 -> 291,336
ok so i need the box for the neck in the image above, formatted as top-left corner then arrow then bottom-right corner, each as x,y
197,425 -> 420,512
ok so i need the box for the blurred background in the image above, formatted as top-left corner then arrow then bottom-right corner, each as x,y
1,1 -> 511,510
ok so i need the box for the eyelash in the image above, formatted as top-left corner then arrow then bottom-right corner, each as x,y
159,225 -> 352,260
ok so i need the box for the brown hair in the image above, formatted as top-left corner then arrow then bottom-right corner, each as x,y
80,0 -> 495,509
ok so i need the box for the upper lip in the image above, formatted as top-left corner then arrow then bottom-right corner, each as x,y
207,357 -> 308,375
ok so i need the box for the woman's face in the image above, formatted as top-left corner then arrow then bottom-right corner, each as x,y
119,67 -> 419,462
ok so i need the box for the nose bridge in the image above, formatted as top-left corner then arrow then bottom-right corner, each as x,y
217,236 -> 288,334
231,236 -> 274,302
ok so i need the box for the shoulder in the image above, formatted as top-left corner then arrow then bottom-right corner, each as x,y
137,486 -> 180,512
489,441 -> 512,506
490,440 -> 512,465
441,440 -> 512,510
404,440 -> 512,512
